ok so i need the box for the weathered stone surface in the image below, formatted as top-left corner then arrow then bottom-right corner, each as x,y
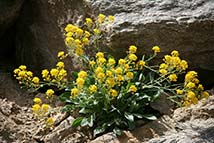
0,0 -> 24,38
86,0 -> 214,86
15,0 -> 91,73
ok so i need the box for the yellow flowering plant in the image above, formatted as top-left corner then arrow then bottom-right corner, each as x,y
13,14 -> 209,138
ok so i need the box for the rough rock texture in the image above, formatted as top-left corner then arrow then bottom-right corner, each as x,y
0,0 -> 24,38
0,0 -> 25,71
86,0 -> 214,86
91,96 -> 214,143
15,0 -> 91,72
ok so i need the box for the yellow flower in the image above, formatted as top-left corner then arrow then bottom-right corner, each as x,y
46,89 -> 55,97
74,39 -> 82,45
128,54 -> 138,61
186,82 -> 196,89
126,72 -> 134,79
168,74 -> 177,82
202,91 -> 209,99
42,69 -> 50,80
109,89 -> 118,97
118,59 -> 126,65
183,100 -> 191,107
65,37 -> 74,45
27,71 -> 33,77
65,24 -> 77,32
78,71 -> 87,79
32,104 -> 41,113
159,63 -> 168,69
108,58 -> 116,66
33,98 -> 42,105
115,67 -> 123,74
185,71 -> 197,82
32,77 -> 40,84
46,117 -> 55,128
76,78 -> 85,87
56,61 -> 65,69
82,37 -> 90,45
164,55 -> 172,63
50,68 -> 59,77
95,67 -> 103,74
57,51 -> 65,59
137,60 -> 146,69
97,72 -> 105,79
108,15 -> 115,22
129,45 -> 137,54
18,71 -> 26,78
85,18 -> 93,27
41,104 -> 50,112
89,60 -> 96,67
186,91 -> 196,99
96,52 -> 104,58
176,89 -> 183,95
192,97 -> 198,105
76,28 -> 84,37
152,46 -> 160,53
198,84 -> 204,91
66,32 -> 73,37
159,69 -> 167,75
59,69 -> 67,77
94,29 -> 101,35
97,57 -> 107,64
116,75 -> 124,82
171,50 -> 179,57
106,70 -> 113,77
84,31 -> 91,37
105,78 -> 115,87
19,65 -> 27,70
129,85 -> 137,93
89,85 -> 97,93
75,47 -> 84,56
98,13 -> 106,23
71,88 -> 79,97
14,68 -> 21,74
179,60 -> 188,71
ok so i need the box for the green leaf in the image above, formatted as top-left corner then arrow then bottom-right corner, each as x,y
124,112 -> 134,122
94,126 -> 106,136
88,115 -> 94,127
81,117 -> 89,126
142,114 -> 157,120
72,117 -> 84,127
133,113 -> 143,119
59,92 -> 70,102
113,127 -> 122,136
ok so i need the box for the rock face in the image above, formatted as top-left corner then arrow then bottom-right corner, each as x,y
86,0 -> 214,86
90,96 -> 214,143
15,0 -> 92,72
0,0 -> 25,71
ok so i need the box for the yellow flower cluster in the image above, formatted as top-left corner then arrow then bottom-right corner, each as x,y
65,14 -> 114,57
70,70 -> 87,97
32,97 -> 50,118
176,71 -> 209,107
13,65 -> 40,87
46,89 -> 55,100
42,60 -> 67,84
159,50 -> 188,83
65,23 -> 90,56
32,97 -> 55,128
70,45 -> 144,98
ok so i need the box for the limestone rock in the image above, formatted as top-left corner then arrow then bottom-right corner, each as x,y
15,0 -> 91,72
86,0 -> 214,86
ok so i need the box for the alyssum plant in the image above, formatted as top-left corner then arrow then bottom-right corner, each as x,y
13,14 -> 209,137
